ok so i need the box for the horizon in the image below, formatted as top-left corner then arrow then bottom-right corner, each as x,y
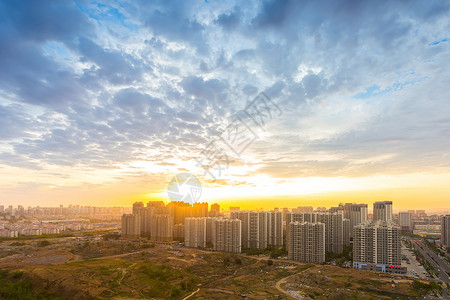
1,1 -> 449,212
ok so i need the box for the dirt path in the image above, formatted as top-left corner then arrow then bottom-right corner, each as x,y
182,287 -> 200,300
275,267 -> 312,299
118,262 -> 137,285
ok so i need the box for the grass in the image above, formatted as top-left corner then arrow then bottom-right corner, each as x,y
0,233 -> 74,241
0,270 -> 60,300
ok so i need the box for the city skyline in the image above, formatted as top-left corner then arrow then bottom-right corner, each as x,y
1,1 -> 450,211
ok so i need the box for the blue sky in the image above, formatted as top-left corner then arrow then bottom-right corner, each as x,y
0,0 -> 449,208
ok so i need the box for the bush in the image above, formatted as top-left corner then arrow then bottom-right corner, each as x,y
37,240 -> 52,247
10,242 -> 26,247
267,259 -> 273,266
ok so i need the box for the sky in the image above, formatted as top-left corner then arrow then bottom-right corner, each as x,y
0,0 -> 449,211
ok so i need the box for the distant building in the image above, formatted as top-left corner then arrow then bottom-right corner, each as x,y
168,201 -> 208,225
373,201 -> 393,222
173,223 -> 185,240
286,212 -> 318,225
349,203 -> 368,238
209,203 -> 220,217
288,221 -> 325,264
121,214 -> 141,239
268,211 -> 283,246
230,211 -> 267,249
211,218 -> 241,253
248,211 -> 267,249
185,218 -> 206,248
150,214 -> 174,241
343,218 -> 351,246
282,208 -> 289,227
230,207 -> 240,212
317,213 -> 343,254
294,206 -> 313,213
441,215 -> 450,253
416,210 -> 426,218
353,221 -> 404,274
287,212 -> 342,253
122,201 -> 174,241
398,212 -> 413,231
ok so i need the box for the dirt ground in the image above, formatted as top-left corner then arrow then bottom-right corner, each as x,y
0,237 -> 432,299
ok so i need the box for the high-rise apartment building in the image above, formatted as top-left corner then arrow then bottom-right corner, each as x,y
122,201 -> 174,241
317,213 -> 343,253
230,211 -> 267,249
288,221 -> 325,263
441,215 -> 450,253
373,201 -> 393,222
286,212 -> 318,225
185,218 -> 207,248
173,224 -> 185,240
349,204 -> 368,237
282,208 -> 289,226
268,211 -> 283,246
211,218 -> 241,253
294,206 -> 314,213
399,212 -> 413,231
353,221 -> 404,273
209,203 -> 220,217
168,201 -> 208,225
121,214 -> 141,239
248,211 -> 268,249
150,214 -> 174,241
329,206 -> 344,215
286,212 -> 343,253
343,218 -> 351,246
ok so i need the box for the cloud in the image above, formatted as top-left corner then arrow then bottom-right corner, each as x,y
0,0 -> 449,201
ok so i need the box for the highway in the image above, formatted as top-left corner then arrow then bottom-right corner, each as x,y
410,239 -> 450,298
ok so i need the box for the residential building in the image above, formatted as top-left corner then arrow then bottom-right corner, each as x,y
121,214 -> 141,239
288,221 -> 325,263
185,218 -> 206,248
399,211 -> 413,231
353,221 -> 403,274
441,215 -> 450,253
211,218 -> 241,253
268,211 -> 283,246
373,201 -> 393,222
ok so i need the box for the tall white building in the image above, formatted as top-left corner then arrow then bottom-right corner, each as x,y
268,211 -> 283,246
441,215 -> 450,253
317,212 -> 343,254
287,212 -> 343,253
248,211 -> 268,249
230,211 -> 249,247
350,204 -> 368,237
373,201 -> 393,222
185,218 -> 207,248
353,221 -> 403,273
288,221 -> 325,263
231,211 -> 267,249
211,218 -> 242,253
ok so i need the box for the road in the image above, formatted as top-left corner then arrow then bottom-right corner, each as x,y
410,239 -> 450,298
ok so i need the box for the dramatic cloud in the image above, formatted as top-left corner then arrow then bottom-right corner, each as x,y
0,0 -> 449,205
